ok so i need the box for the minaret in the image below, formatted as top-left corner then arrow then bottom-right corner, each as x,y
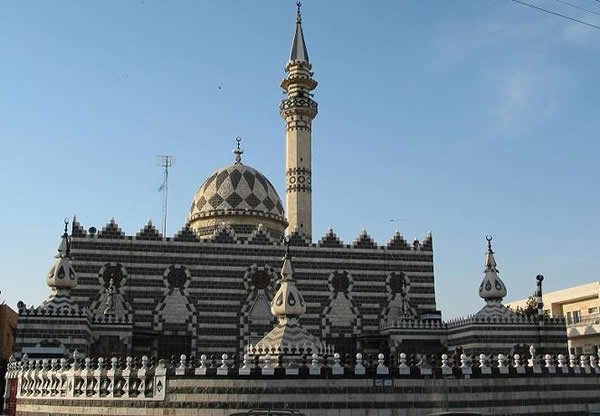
281,1 -> 318,240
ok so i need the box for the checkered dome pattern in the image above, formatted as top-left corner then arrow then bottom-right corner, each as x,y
191,164 -> 284,219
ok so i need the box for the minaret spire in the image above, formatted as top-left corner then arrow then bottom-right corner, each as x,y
281,2 -> 318,240
290,2 -> 309,63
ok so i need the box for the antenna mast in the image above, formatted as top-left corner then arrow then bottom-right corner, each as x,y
157,155 -> 175,236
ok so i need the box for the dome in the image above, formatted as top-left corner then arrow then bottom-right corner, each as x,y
188,153 -> 287,239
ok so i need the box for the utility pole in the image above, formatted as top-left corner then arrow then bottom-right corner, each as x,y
157,155 -> 175,236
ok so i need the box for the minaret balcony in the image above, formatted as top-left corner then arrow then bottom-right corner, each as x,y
281,76 -> 317,91
280,97 -> 318,118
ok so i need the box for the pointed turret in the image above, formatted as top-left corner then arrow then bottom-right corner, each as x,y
281,1 -> 318,241
270,242 -> 306,320
47,219 -> 78,291
478,236 -> 507,303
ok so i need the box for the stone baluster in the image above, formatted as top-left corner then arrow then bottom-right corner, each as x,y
398,353 -> 410,376
497,354 -> 509,375
217,354 -> 229,376
43,360 -> 51,396
441,354 -> 453,376
261,353 -> 274,376
309,353 -> 321,376
29,360 -> 40,396
590,355 -> 599,374
569,354 -> 581,374
59,358 -> 69,397
557,354 -> 569,374
21,360 -> 32,396
29,360 -> 39,396
94,358 -> 105,397
146,359 -> 156,398
35,360 -> 43,396
29,360 -> 37,396
65,358 -> 76,398
239,353 -> 252,376
17,359 -> 27,397
355,353 -> 366,376
176,354 -> 187,376
82,357 -> 93,397
513,354 -> 525,374
376,353 -> 389,375
544,354 -> 556,374
48,359 -> 58,396
137,356 -> 148,397
194,354 -> 207,376
30,360 -> 38,396
332,353 -> 344,376
106,357 -> 118,397
121,357 -> 132,398
17,355 -> 27,396
580,355 -> 591,374
70,350 -> 82,398
528,345 -> 541,374
479,354 -> 491,375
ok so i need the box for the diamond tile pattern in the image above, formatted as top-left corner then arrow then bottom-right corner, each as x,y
191,164 -> 285,218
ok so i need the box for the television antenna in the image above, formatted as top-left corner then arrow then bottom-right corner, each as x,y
157,155 -> 176,236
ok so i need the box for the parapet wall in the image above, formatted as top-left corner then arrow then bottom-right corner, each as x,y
5,352 -> 600,416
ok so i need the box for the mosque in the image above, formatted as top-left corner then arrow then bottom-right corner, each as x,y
13,3 -> 566,363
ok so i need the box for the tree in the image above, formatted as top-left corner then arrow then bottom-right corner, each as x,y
513,293 -> 550,319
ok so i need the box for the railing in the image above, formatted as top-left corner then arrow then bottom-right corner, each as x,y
567,312 -> 600,327
6,356 -> 166,401
6,348 -> 600,401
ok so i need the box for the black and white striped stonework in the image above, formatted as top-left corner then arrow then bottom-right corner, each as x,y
62,221 -> 437,357
10,364 -> 600,416
447,315 -> 568,355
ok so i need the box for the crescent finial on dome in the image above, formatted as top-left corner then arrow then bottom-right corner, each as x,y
233,137 -> 243,164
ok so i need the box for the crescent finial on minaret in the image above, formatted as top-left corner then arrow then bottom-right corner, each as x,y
296,1 -> 302,24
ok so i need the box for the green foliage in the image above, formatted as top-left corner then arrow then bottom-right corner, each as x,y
513,294 -> 550,319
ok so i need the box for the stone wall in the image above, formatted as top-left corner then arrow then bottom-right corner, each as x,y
6,352 -> 600,416
53,221 -> 436,357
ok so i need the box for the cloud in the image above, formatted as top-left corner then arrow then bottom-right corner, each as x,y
493,66 -> 571,134
496,70 -> 533,132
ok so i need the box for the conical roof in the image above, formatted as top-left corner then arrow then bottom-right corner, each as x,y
289,2 -> 309,62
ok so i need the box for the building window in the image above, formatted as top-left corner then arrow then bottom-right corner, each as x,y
573,310 -> 582,324
589,307 -> 598,314
567,311 -> 573,325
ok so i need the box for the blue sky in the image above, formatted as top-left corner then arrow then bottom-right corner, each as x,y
1,0 -> 599,318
